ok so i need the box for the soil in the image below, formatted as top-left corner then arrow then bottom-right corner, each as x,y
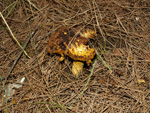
0,0 -> 150,112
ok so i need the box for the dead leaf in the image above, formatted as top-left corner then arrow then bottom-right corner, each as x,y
113,48 -> 122,56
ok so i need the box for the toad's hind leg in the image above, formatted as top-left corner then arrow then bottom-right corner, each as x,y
47,46 -> 53,54
59,54 -> 64,61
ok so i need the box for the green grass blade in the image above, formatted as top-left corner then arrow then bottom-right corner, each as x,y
0,27 -> 7,29
97,53 -> 112,71
69,60 -> 97,108
5,0 -> 18,19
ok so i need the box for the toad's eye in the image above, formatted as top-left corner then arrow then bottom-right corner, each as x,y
64,32 -> 67,35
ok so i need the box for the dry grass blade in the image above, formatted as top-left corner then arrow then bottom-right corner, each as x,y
26,0 -> 41,12
0,12 -> 30,59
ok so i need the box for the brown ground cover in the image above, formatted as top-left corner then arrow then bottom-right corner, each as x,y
0,0 -> 150,112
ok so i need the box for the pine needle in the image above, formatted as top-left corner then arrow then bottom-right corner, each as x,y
0,12 -> 30,59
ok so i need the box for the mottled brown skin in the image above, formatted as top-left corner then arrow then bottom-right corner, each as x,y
66,50 -> 95,65
64,43 -> 96,66
47,26 -> 95,65
47,26 -> 88,55
71,37 -> 88,46
47,26 -> 70,55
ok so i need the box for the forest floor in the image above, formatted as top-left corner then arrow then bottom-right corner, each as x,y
0,0 -> 150,112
